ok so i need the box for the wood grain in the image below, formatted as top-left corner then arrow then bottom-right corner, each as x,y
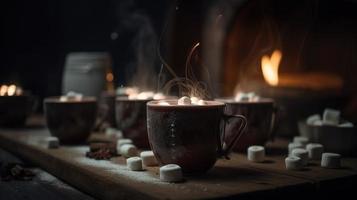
0,128 -> 312,200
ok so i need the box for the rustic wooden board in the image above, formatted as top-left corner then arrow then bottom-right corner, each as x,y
0,128 -> 312,200
235,139 -> 357,192
0,149 -> 95,200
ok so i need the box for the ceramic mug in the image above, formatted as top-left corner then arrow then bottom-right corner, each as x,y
147,100 -> 247,174
216,98 -> 278,152
44,96 -> 97,144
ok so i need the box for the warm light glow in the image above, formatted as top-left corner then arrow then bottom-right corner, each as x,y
0,85 -> 8,96
0,84 -> 22,96
106,72 -> 114,82
261,50 -> 282,86
7,85 -> 16,96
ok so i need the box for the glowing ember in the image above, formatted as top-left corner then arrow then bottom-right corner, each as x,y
261,50 -> 282,86
0,84 -> 23,96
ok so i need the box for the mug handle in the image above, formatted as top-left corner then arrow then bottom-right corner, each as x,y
219,114 -> 247,159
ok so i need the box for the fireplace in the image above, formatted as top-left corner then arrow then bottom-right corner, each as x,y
199,0 -> 357,136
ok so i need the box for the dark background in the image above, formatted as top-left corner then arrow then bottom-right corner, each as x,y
0,0 -> 172,101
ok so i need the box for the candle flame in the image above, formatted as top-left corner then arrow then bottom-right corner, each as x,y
261,50 -> 282,86
0,84 -> 22,96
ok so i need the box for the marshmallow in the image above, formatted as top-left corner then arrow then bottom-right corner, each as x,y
153,92 -> 165,100
39,136 -> 59,149
247,145 -> 265,162
288,142 -> 304,155
306,114 -> 321,125
197,100 -> 207,105
140,151 -> 158,166
160,164 -> 183,182
126,157 -> 143,171
117,139 -> 133,150
293,136 -> 309,147
321,153 -> 341,168
323,108 -> 340,126
312,120 -> 323,126
120,144 -> 138,158
306,143 -> 324,160
291,148 -> 309,166
285,156 -> 304,170
158,101 -> 170,106
178,96 -> 191,105
190,96 -> 199,104
105,128 -> 123,139
339,122 -> 354,128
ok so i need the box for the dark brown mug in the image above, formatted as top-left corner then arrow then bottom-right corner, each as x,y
215,98 -> 278,152
147,100 -> 247,174
44,96 -> 97,144
115,97 -> 152,149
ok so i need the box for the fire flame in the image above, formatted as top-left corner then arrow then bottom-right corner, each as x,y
261,50 -> 282,86
0,84 -> 22,96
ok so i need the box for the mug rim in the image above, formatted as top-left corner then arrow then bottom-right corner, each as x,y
44,96 -> 97,103
147,99 -> 225,108
215,97 -> 274,104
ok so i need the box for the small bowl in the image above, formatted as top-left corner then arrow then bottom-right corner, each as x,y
298,121 -> 356,155
44,96 -> 97,144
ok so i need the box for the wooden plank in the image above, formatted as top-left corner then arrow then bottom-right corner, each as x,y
0,149 -> 95,200
0,129 -> 312,200
233,139 -> 357,192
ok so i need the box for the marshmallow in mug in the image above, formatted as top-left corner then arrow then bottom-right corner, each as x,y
178,96 -> 191,105
323,108 -> 340,126
60,91 -> 83,102
234,92 -> 260,102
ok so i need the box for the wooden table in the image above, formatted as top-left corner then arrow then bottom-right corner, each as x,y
0,127 -> 356,200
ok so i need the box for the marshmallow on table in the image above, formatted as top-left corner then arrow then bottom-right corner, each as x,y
160,164 -> 183,182
285,156 -> 304,170
120,144 -> 138,158
321,153 -> 341,168
306,143 -> 324,160
291,148 -> 309,166
39,136 -> 59,149
197,100 -> 206,105
178,96 -> 191,105
117,139 -> 133,150
339,122 -> 354,128
306,114 -> 321,125
247,145 -> 265,163
140,151 -> 158,166
126,157 -> 143,171
293,136 -> 309,147
322,108 -> 340,126
105,127 -> 123,139
288,142 -> 304,155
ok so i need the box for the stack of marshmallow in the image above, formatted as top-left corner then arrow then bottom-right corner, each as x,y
306,108 -> 354,128
285,136 -> 341,170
